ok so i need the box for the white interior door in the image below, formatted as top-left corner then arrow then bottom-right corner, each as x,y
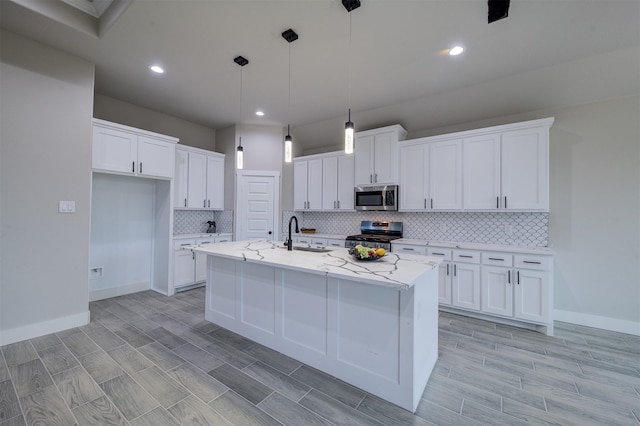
235,171 -> 280,241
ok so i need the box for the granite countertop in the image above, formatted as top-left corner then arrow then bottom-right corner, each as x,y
292,233 -> 348,240
174,233 -> 233,239
392,239 -> 554,255
193,240 -> 441,290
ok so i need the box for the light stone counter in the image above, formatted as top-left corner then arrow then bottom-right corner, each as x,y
393,238 -> 554,255
193,239 -> 440,290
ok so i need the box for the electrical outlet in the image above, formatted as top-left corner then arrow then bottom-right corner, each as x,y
58,201 -> 76,213
504,224 -> 513,235
89,267 -> 103,279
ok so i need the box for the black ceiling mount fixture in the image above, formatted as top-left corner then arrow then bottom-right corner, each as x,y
488,0 -> 510,23
282,28 -> 298,43
342,0 -> 361,13
234,55 -> 248,66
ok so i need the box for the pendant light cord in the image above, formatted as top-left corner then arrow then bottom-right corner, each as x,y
239,65 -> 243,146
348,12 -> 352,114
288,42 -> 292,127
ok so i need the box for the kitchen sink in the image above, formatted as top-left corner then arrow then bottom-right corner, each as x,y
281,246 -> 333,253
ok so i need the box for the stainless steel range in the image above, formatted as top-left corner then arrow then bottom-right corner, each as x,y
344,221 -> 403,251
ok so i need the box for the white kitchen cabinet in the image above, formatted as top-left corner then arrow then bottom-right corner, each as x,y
325,237 -> 346,248
174,146 -> 225,210
399,144 -> 429,211
93,119 -> 177,179
399,138 -> 462,211
293,158 -> 323,210
427,248 -> 453,306
194,238 -> 215,282
174,239 -> 197,288
463,133 -> 501,210
481,265 -> 513,317
501,126 -> 549,211
430,139 -> 462,210
451,251 -> 481,311
392,244 -> 426,255
354,125 -> 407,186
321,154 -> 355,210
514,255 -> 551,323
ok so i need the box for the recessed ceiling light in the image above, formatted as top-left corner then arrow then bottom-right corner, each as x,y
256,111 -> 265,116
449,46 -> 464,56
150,65 -> 165,74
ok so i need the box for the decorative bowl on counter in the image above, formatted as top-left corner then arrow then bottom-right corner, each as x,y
349,246 -> 387,261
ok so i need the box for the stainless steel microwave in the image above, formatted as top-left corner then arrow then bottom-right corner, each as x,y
354,185 -> 398,211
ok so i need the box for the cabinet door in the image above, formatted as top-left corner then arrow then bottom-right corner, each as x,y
452,263 -> 480,310
430,139 -> 462,210
325,238 -> 345,248
438,262 -> 453,305
137,136 -> 174,178
174,249 -> 195,288
373,130 -> 398,185
463,134 -> 501,210
501,127 -> 549,211
195,240 -> 215,282
187,152 -> 207,208
354,134 -> 375,185
337,155 -> 355,210
481,266 -> 513,317
399,144 -> 429,211
307,159 -> 323,210
206,155 -> 224,210
322,156 -> 339,210
92,126 -> 137,174
174,149 -> 189,208
293,161 -> 308,210
514,269 -> 549,323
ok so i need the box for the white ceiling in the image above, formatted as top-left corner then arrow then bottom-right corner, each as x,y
1,0 -> 639,150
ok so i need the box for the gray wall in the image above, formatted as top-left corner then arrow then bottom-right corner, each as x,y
94,93 -> 217,151
0,30 -> 94,343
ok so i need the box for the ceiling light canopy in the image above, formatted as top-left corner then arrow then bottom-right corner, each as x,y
256,111 -> 265,116
449,46 -> 464,56
150,65 -> 164,74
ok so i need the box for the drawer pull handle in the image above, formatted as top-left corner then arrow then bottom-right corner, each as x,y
488,257 -> 504,261
458,255 -> 473,258
403,248 -> 415,251
446,263 -> 450,276
180,243 -> 192,246
517,271 -> 520,284
432,252 -> 445,256
508,270 -> 511,284
523,261 -> 541,264
200,242 -> 211,245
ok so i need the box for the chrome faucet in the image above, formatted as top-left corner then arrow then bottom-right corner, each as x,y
287,215 -> 299,251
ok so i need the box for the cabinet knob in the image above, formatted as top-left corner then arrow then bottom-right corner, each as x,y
268,231 -> 272,235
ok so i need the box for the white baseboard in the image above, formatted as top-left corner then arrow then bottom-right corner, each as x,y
89,282 -> 150,302
0,311 -> 90,346
554,309 -> 640,336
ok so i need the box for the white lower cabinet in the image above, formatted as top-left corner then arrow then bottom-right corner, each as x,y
392,242 -> 553,335
173,235 -> 232,291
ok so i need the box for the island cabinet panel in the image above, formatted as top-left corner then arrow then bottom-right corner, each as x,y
240,263 -> 276,334
280,270 -> 328,355
201,244 -> 439,412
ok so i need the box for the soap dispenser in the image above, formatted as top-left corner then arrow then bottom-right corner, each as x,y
206,221 -> 216,234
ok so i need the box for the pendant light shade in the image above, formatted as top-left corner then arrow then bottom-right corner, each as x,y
234,55 -> 248,170
282,29 -> 298,163
343,1 -> 360,154
345,110 -> 354,154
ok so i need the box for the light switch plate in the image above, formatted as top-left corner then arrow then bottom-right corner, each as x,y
58,201 -> 76,213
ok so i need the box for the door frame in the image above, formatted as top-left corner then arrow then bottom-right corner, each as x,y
234,170 -> 281,241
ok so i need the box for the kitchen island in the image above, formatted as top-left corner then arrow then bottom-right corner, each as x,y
193,240 -> 441,412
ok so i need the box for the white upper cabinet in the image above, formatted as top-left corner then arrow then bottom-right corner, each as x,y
295,151 -> 354,212
501,126 -> 549,211
294,158 -> 323,210
354,125 -> 407,186
463,133 -> 501,210
430,139 -> 462,210
399,117 -> 553,212
92,119 -> 177,179
174,146 -> 225,210
399,144 -> 429,211
322,154 -> 355,210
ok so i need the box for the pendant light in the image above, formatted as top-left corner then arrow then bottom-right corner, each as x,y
282,29 -> 298,163
343,0 -> 360,154
234,55 -> 248,169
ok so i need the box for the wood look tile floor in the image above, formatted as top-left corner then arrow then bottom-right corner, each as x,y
1,287 -> 639,425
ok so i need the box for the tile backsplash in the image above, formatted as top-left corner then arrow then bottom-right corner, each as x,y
282,210 -> 548,247
174,210 -> 234,235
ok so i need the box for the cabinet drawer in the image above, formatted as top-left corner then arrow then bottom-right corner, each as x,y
392,244 -> 426,255
311,238 -> 328,247
214,236 -> 231,243
482,252 -> 513,267
453,250 -> 480,264
174,239 -> 196,251
427,248 -> 452,260
326,238 -> 345,248
297,236 -> 312,245
197,238 -> 216,247
514,255 -> 551,271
